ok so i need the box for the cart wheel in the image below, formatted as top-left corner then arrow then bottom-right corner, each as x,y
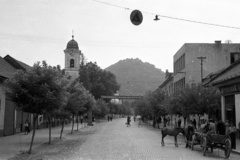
202,137 -> 207,156
225,138 -> 231,158
191,135 -> 195,150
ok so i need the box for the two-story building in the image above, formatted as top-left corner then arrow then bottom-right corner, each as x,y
173,41 -> 240,91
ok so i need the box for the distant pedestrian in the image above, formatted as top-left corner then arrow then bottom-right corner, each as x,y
138,117 -> 142,127
167,116 -> 170,126
192,119 -> 197,129
80,115 -> 83,124
107,115 -> 110,121
126,116 -> 131,127
110,115 -> 113,121
24,119 -> 29,135
164,116 -> 167,127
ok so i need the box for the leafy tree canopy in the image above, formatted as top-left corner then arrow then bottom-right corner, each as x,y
79,62 -> 120,100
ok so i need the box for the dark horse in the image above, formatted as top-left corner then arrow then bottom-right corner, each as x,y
161,127 -> 185,147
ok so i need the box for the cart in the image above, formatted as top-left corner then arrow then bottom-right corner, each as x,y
202,134 -> 231,158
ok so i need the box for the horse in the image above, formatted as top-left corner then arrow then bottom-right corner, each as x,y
161,127 -> 186,147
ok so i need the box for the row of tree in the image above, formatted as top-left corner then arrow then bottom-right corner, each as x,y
132,85 -> 221,126
4,59 -> 122,154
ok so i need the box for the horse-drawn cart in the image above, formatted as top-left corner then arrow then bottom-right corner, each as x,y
189,131 -> 231,158
202,134 -> 231,158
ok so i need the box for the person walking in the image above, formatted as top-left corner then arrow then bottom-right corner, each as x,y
138,117 -> 142,127
126,115 -> 131,127
24,119 -> 29,135
80,115 -> 83,124
192,119 -> 197,129
228,122 -> 237,149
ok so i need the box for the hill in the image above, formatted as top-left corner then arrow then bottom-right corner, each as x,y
105,58 -> 165,96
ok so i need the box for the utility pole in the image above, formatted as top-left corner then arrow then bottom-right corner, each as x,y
197,57 -> 206,82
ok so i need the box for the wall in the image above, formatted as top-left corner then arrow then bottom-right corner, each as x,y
173,43 -> 240,86
0,85 -> 5,136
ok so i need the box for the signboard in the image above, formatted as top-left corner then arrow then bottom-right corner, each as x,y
101,95 -> 143,100
221,84 -> 240,94
130,10 -> 143,26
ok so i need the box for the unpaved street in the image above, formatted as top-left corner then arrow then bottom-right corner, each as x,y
9,118 -> 240,160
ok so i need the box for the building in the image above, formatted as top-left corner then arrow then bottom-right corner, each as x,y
173,41 -> 240,92
64,35 -> 81,80
205,58 -> 240,151
158,70 -> 173,95
0,55 -> 31,136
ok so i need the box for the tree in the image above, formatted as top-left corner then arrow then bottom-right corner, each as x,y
93,99 -> 109,118
79,62 -> 120,100
4,61 -> 64,154
65,82 -> 88,134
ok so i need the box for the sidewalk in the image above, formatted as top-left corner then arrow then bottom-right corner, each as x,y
0,122 -> 88,160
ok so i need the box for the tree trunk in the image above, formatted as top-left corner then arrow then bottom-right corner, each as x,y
60,119 -> 65,139
77,115 -> 79,131
71,114 -> 74,134
28,114 -> 37,154
48,116 -> 52,144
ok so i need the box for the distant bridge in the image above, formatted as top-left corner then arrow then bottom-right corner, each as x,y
101,95 -> 143,100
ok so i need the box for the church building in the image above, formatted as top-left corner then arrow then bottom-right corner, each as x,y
64,35 -> 81,80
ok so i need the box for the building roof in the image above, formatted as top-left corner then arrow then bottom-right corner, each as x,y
0,56 -> 17,78
66,36 -> 79,50
4,55 -> 31,71
204,57 -> 240,86
159,73 -> 173,89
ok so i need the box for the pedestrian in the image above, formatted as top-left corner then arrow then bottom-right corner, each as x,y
80,115 -> 83,124
174,117 -> 177,128
107,115 -> 110,121
164,116 -> 167,127
192,119 -> 197,129
208,119 -> 216,134
134,116 -> 136,122
110,115 -> 113,121
228,122 -> 237,149
126,115 -> 131,127
24,119 -> 29,135
138,117 -> 142,127
216,120 -> 225,135
167,116 -> 170,126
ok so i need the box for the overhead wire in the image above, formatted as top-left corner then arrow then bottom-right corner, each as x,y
93,0 -> 240,30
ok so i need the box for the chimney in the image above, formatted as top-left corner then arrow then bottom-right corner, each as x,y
215,40 -> 221,47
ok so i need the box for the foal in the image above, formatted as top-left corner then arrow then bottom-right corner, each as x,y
161,127 -> 185,147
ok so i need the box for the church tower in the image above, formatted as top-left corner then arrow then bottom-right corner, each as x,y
64,35 -> 81,80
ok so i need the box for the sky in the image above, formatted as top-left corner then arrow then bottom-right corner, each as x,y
1,0 -> 240,72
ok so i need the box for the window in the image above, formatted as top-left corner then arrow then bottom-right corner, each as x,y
230,52 -> 240,64
70,59 -> 74,68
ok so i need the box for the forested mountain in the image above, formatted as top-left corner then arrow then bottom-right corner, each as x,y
105,58 -> 165,96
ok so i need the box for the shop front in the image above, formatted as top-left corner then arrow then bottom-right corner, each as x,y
205,58 -> 240,152
218,84 -> 240,150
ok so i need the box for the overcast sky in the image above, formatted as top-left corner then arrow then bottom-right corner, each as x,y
1,0 -> 240,72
